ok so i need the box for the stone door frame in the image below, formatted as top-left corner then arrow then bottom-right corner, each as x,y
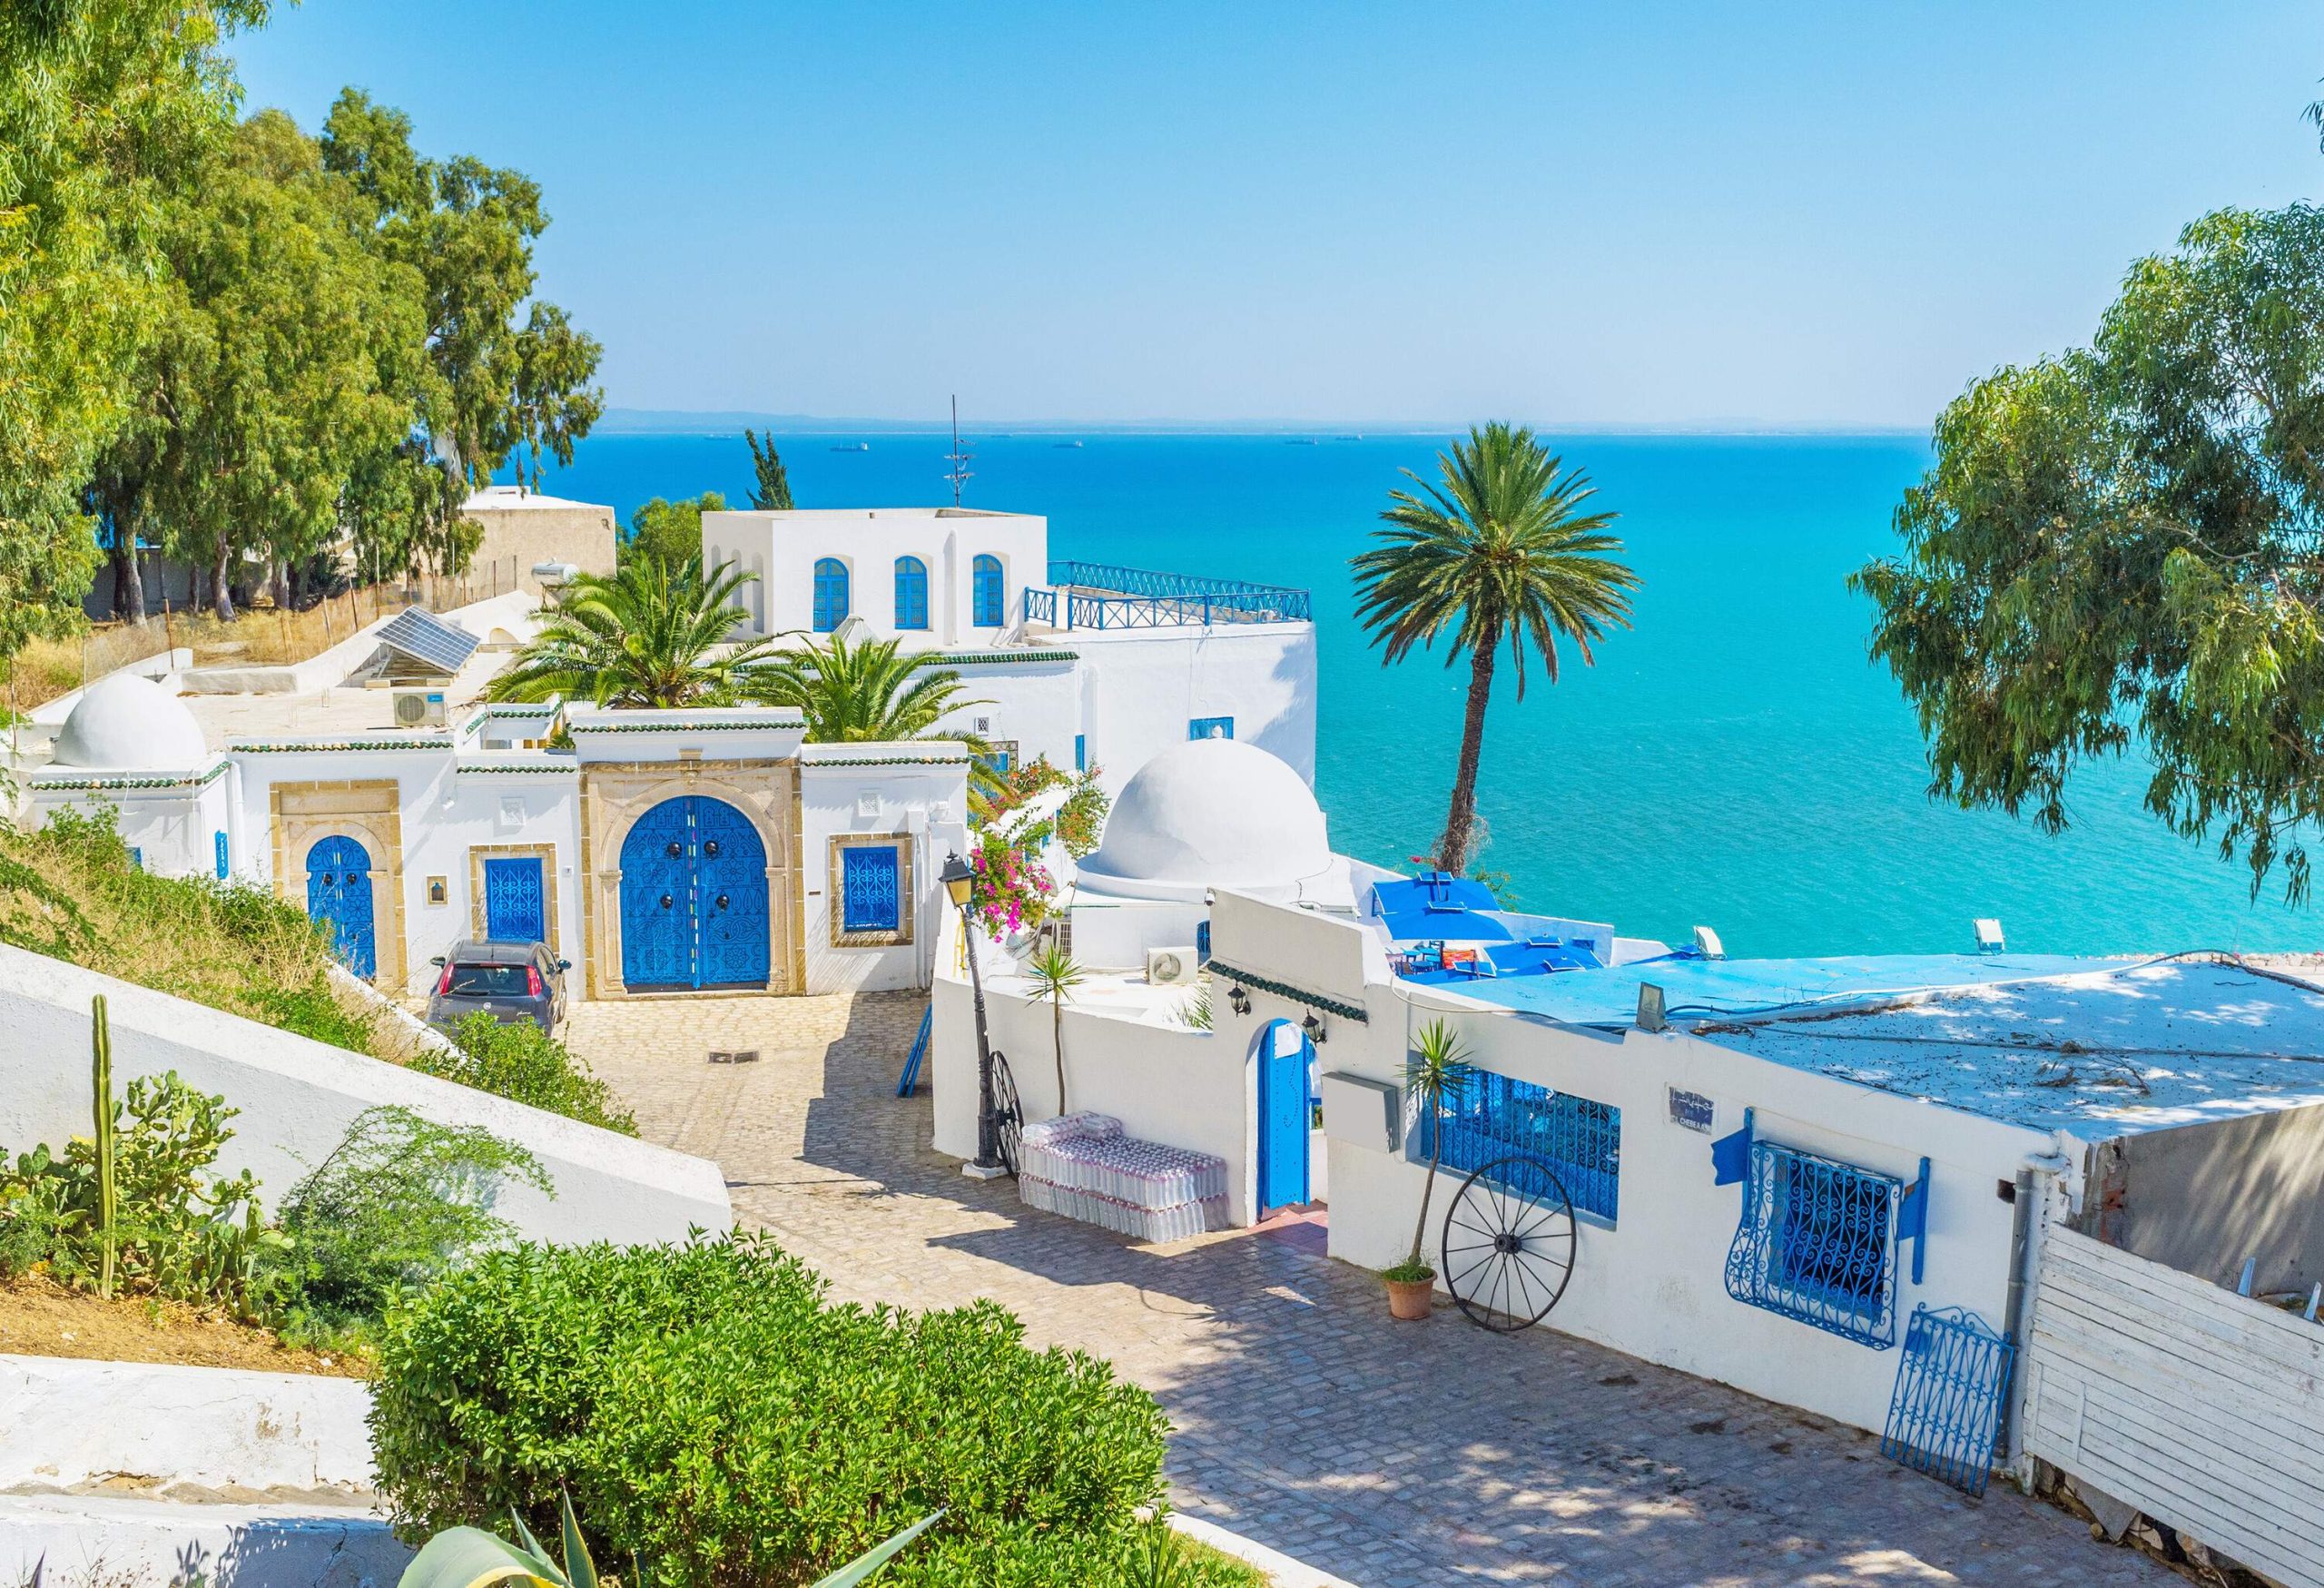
270,779 -> 409,991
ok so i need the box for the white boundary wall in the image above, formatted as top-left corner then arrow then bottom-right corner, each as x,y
0,945 -> 732,1247
2023,1226 -> 2324,1587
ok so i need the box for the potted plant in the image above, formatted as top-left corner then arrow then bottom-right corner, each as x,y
1384,1018 -> 1472,1320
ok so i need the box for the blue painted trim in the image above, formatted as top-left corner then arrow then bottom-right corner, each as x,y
1710,1106 -> 1754,1185
1900,1156 -> 1931,1286
898,1006 -> 932,1098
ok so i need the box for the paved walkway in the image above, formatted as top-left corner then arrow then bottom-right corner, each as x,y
567,993 -> 2167,1588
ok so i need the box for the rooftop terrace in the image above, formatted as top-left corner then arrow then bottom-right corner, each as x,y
1024,561 -> 1311,631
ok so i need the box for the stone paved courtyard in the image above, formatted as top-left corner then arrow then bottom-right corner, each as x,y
566,992 -> 2170,1588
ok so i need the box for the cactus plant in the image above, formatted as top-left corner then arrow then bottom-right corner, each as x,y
92,994 -> 116,1298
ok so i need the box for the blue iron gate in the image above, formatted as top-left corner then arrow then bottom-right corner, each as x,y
482,855 -> 547,943
304,834 -> 377,978
1256,1018 -> 1313,1211
618,797 -> 770,990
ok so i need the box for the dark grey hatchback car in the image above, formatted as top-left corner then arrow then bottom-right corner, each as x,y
427,939 -> 569,1034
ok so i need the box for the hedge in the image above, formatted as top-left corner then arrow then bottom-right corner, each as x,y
367,1233 -> 1246,1586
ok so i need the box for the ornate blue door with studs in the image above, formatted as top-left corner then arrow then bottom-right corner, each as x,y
483,856 -> 547,943
304,834 -> 377,979
618,797 -> 769,990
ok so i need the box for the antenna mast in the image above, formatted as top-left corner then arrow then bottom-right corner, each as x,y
943,395 -> 973,507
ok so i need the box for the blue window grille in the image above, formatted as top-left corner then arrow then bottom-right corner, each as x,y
1195,919 -> 1211,966
1074,733 -> 1087,772
840,844 -> 902,933
1724,1139 -> 1902,1348
812,558 -> 850,632
213,831 -> 229,881
1189,715 -> 1234,741
893,557 -> 929,629
1417,1070 -> 1620,1222
972,555 -> 1004,626
1881,1306 -> 2015,1496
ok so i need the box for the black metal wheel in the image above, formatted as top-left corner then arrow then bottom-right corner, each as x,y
1441,1154 -> 1578,1332
990,1049 -> 1024,1177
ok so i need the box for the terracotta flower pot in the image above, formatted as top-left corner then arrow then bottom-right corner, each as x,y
1385,1276 -> 1435,1321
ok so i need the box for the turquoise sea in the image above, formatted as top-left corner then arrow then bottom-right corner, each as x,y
528,429 -> 2318,959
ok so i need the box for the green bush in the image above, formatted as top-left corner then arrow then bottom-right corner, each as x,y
367,1235 -> 1252,1587
411,1013 -> 636,1135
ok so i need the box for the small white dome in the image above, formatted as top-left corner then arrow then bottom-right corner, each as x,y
1078,738 -> 1332,902
53,673 -> 210,770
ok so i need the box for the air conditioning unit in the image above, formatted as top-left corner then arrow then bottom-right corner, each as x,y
393,690 -> 447,729
1147,945 -> 1200,986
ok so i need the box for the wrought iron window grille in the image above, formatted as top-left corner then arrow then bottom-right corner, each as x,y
1879,1305 -> 2015,1496
1721,1131 -> 1921,1348
1415,1070 -> 1620,1223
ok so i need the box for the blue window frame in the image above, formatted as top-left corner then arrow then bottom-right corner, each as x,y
129,846 -> 143,870
1074,733 -> 1087,772
812,558 -> 850,632
1725,1140 -> 1901,1347
1189,715 -> 1234,741
1418,1070 -> 1620,1222
839,844 -> 902,934
972,554 -> 1004,626
893,557 -> 930,629
1195,919 -> 1211,966
979,739 -> 1017,778
213,831 -> 229,880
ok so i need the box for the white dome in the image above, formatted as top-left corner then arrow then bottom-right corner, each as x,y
1077,738 -> 1332,902
53,673 -> 210,770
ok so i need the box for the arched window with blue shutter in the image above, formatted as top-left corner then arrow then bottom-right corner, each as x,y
972,555 -> 1004,626
812,558 -> 849,632
893,557 -> 929,629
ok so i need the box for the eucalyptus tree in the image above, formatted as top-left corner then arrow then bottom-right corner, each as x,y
487,557 -> 780,708
1856,202 -> 2324,902
1353,423 -> 1638,873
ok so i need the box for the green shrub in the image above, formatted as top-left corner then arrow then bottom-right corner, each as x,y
261,1105 -> 549,1344
368,1234 -> 1226,1588
410,1014 -> 636,1135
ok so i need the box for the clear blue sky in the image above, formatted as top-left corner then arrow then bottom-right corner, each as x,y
231,2 -> 2321,428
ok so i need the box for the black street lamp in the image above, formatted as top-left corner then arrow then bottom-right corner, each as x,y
941,850 -> 1006,1179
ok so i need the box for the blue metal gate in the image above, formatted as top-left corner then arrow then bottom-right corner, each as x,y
305,834 -> 377,978
618,797 -> 770,990
482,855 -> 547,943
1256,1018 -> 1313,1211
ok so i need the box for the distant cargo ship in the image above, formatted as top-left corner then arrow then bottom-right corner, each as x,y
831,441 -> 870,452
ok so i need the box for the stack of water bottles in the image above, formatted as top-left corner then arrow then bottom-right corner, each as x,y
1018,1112 -> 1230,1242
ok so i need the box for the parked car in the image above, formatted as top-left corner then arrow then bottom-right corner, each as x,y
428,939 -> 569,1034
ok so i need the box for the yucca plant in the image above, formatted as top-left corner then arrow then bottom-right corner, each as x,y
1023,942 -> 1085,1115
397,1493 -> 944,1588
1386,1019 -> 1474,1285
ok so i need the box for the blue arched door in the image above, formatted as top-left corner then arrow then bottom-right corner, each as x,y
1255,1018 -> 1315,1212
619,797 -> 770,990
305,834 -> 377,978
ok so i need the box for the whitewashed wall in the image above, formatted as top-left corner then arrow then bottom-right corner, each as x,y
928,655 -> 1082,779
0,946 -> 732,1245
2023,1225 -> 2324,1588
1206,891 -> 2060,1436
798,747 -> 970,994
1074,626 -> 1319,794
704,508 -> 1048,646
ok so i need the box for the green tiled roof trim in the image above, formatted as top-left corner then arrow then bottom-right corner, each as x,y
914,650 -> 1078,667
1203,958 -> 1371,1023
568,718 -> 803,734
805,754 -> 971,768
454,763 -> 579,775
32,762 -> 231,792
231,738 -> 452,754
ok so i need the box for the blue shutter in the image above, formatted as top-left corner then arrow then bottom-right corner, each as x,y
972,555 -> 1003,626
813,559 -> 850,632
214,831 -> 230,880
894,557 -> 929,629
1189,715 -> 1234,741
841,845 -> 901,933
1074,734 -> 1086,772
484,856 -> 547,943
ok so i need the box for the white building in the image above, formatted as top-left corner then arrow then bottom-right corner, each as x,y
704,506 -> 1319,797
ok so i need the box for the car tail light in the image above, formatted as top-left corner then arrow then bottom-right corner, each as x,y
437,962 -> 455,995
527,965 -> 544,999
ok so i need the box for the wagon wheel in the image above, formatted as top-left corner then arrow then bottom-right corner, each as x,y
1441,1154 -> 1578,1332
990,1050 -> 1025,1177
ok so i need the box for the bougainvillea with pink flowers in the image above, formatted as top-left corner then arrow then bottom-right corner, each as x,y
967,832 -> 1056,939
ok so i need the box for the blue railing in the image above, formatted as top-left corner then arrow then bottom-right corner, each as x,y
1724,1139 -> 1901,1348
1026,561 -> 1312,629
1417,1070 -> 1620,1222
1881,1306 -> 2015,1495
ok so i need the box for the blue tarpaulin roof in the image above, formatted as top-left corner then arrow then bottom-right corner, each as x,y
1368,873 -> 1517,942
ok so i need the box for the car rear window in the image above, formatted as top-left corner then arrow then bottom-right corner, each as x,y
446,962 -> 531,997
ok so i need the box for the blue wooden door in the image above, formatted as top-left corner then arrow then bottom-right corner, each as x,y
1256,1018 -> 1314,1211
305,834 -> 377,978
482,856 -> 547,943
693,798 -> 769,987
618,797 -> 769,990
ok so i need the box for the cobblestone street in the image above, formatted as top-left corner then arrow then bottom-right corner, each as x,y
567,992 -> 2167,1588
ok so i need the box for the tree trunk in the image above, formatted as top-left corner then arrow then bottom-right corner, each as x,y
271,556 -> 290,613
212,547 -> 237,624
109,538 -> 147,626
1408,1137 -> 1445,1270
1433,642 -> 1499,873
1053,1001 -> 1067,1115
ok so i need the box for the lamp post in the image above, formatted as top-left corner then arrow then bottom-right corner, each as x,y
941,850 -> 1007,1179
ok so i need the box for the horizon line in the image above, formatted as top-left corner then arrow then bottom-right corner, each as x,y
596,407 -> 1929,439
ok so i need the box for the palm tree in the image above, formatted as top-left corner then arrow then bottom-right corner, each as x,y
1396,1019 -> 1474,1278
1353,422 -> 1639,873
487,556 -> 783,707
739,633 -> 1003,803
1023,942 -> 1085,1114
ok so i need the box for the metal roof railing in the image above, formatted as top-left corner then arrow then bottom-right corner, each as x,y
1029,560 -> 1311,629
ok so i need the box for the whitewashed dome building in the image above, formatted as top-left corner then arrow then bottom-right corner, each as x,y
1076,737 -> 1342,903
53,673 -> 212,770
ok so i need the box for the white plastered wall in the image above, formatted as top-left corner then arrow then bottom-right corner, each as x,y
703,508 -> 1047,646
798,748 -> 970,994
1073,626 -> 1319,794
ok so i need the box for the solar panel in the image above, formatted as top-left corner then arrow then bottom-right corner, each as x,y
376,607 -> 479,675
